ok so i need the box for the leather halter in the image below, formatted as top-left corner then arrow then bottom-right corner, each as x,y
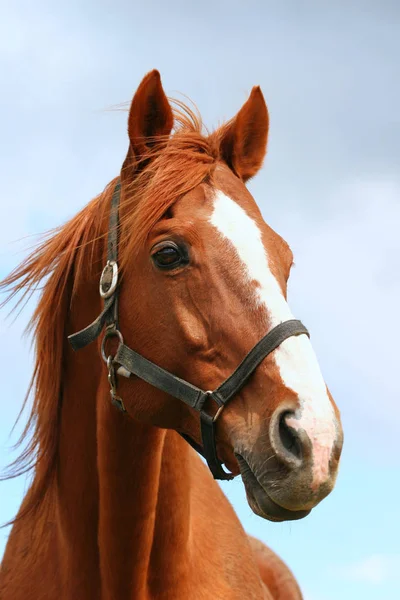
68,180 -> 309,480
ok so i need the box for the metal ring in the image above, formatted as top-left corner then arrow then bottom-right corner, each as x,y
99,260 -> 118,299
204,391 -> 225,422
101,329 -> 124,363
212,405 -> 225,423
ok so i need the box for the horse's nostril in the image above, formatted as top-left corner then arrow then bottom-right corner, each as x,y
279,413 -> 302,460
270,408 -> 311,469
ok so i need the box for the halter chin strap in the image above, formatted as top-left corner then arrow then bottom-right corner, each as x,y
68,180 -> 309,480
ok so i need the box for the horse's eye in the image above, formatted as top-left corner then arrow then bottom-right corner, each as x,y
151,242 -> 188,270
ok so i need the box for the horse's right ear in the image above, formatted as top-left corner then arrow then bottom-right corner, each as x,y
125,70 -> 173,171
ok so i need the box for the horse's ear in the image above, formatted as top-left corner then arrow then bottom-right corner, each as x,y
218,86 -> 269,182
126,70 -> 173,167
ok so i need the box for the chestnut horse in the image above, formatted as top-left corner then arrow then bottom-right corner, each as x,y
1,71 -> 343,599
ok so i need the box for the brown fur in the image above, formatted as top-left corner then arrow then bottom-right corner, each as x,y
0,70 -> 341,599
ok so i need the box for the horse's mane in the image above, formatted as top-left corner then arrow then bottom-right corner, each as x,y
1,100 -> 223,523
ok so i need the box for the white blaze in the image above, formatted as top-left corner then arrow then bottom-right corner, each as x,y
209,189 -> 337,489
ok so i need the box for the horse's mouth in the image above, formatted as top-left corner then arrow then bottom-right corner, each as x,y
235,454 -> 311,522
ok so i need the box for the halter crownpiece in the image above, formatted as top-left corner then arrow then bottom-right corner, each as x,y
68,180 -> 309,480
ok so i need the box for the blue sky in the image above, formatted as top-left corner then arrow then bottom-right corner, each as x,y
1,2 -> 399,599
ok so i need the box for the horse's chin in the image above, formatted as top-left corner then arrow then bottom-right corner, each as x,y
235,454 -> 311,522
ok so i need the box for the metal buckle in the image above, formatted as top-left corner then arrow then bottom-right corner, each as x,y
99,260 -> 118,299
106,356 -> 126,412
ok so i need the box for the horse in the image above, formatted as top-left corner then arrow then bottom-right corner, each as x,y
0,70 -> 343,599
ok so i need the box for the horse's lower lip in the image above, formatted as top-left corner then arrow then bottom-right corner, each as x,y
235,454 -> 311,522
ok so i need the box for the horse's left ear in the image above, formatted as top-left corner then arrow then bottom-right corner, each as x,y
126,70 -> 174,166
218,86 -> 269,182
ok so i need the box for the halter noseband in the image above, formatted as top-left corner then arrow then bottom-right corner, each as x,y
68,180 -> 309,480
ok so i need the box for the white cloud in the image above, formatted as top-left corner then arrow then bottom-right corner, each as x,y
337,554 -> 400,585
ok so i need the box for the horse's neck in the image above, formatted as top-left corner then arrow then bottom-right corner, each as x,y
53,283 -> 192,598
96,399 -> 192,597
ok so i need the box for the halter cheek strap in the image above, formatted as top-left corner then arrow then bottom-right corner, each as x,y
69,181 -> 121,352
68,180 -> 309,481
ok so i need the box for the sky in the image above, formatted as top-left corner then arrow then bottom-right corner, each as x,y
0,1 -> 399,598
